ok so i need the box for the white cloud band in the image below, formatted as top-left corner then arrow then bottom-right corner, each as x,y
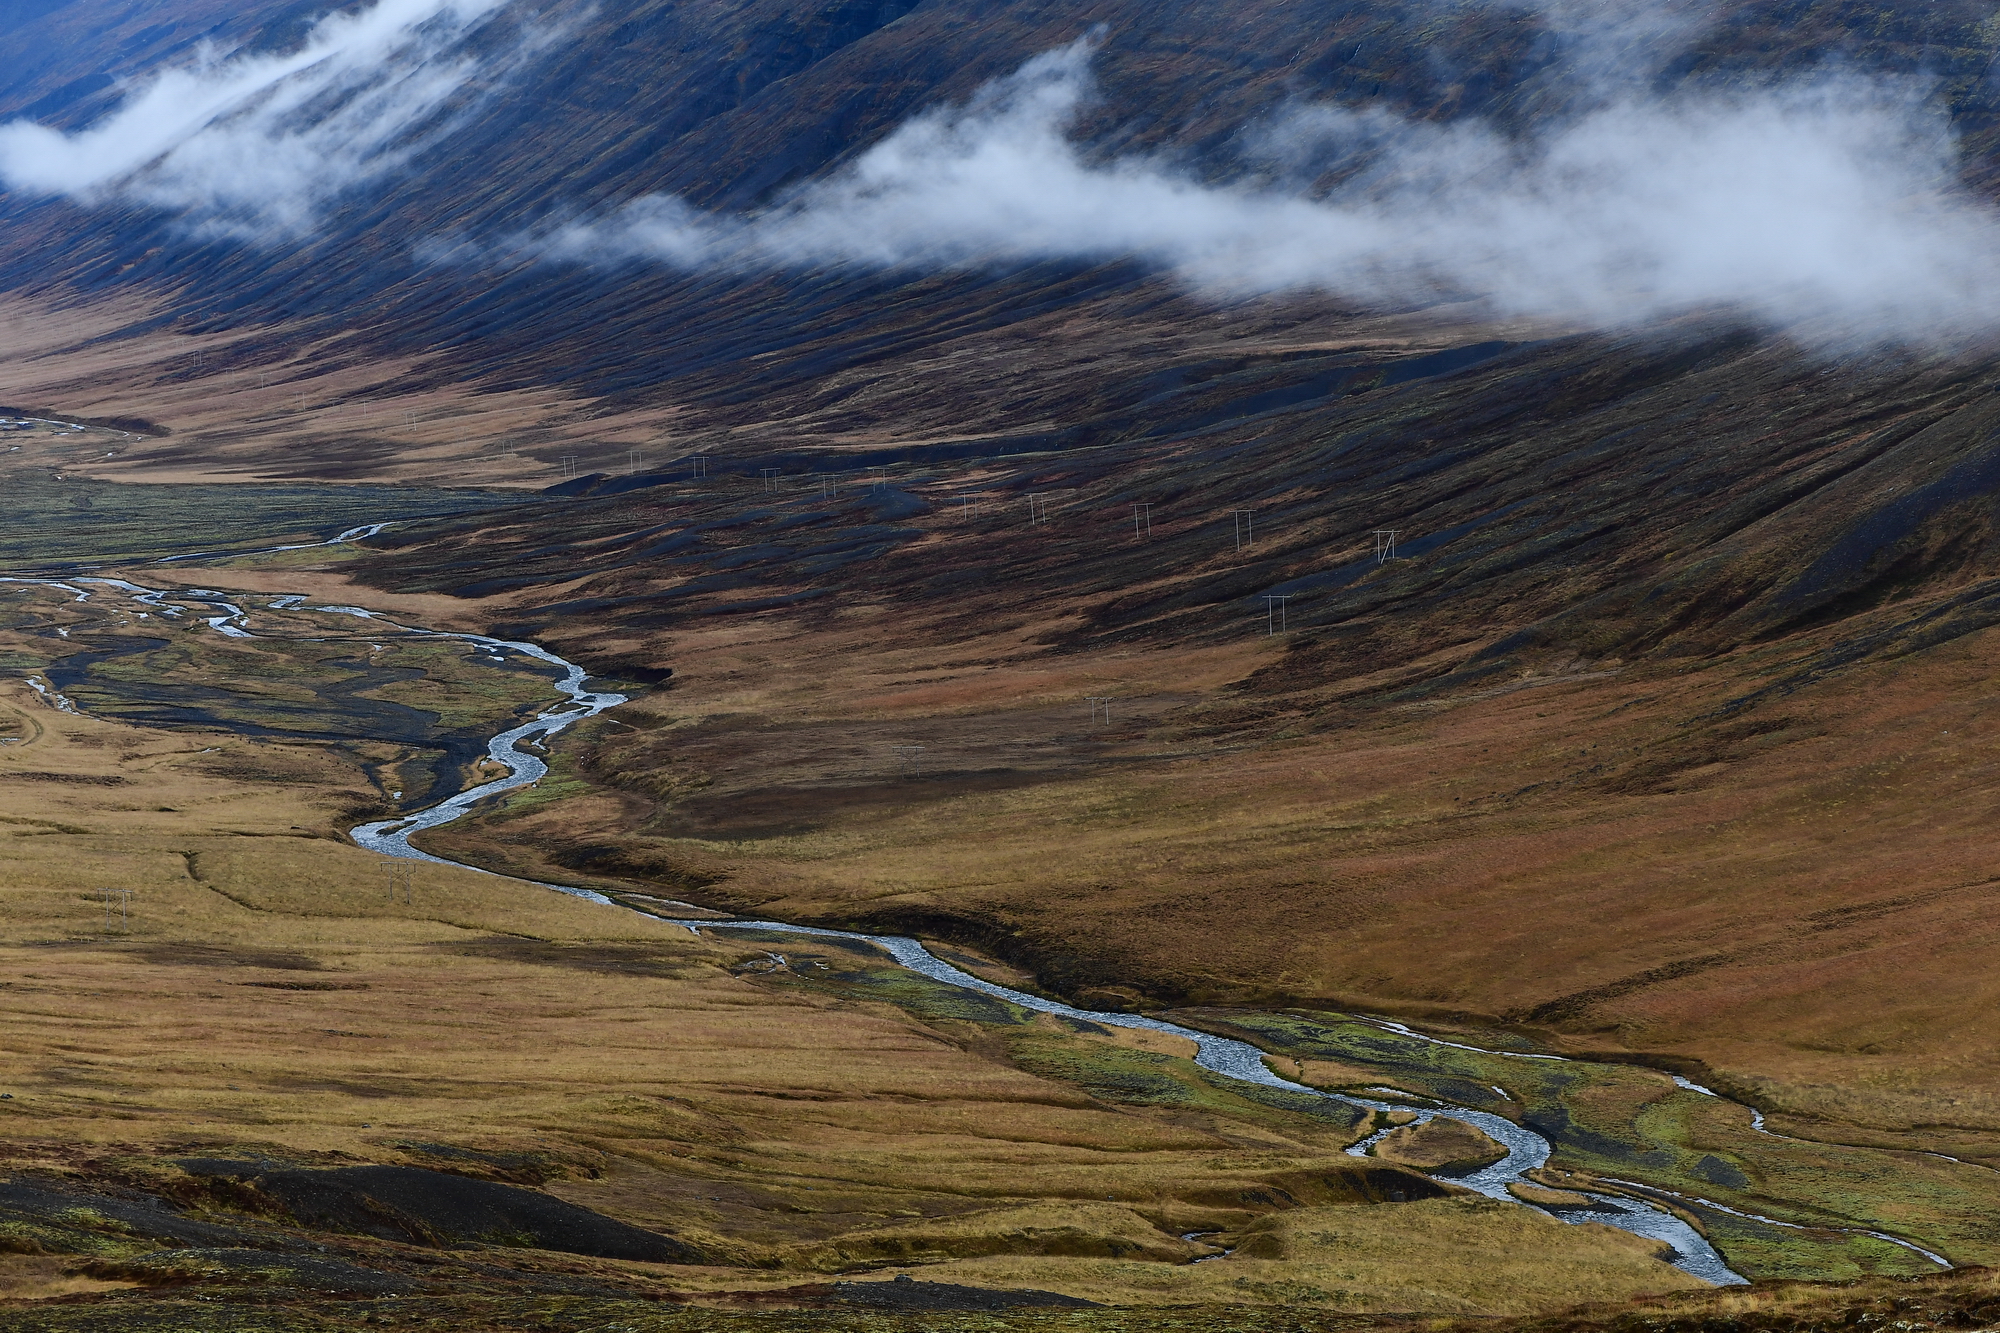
0,0 -> 518,237
547,36 -> 2000,339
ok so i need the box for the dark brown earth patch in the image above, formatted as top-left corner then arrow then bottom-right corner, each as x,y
0,771 -> 124,785
132,944 -> 326,971
546,839 -> 722,891
431,938 -> 707,979
653,771 -> 1064,840
831,1275 -> 1102,1310
1522,953 -> 1737,1025
1174,1165 -> 1456,1211
172,1161 -> 701,1263
0,1176 -> 257,1254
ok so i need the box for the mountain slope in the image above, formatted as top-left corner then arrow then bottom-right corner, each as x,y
5,0 -> 2000,1294
4,0 -> 2000,481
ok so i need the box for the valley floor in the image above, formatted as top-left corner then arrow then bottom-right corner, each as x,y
0,668 -> 1705,1322
1,420 -> 1997,1326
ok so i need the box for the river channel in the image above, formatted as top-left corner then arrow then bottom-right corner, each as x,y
18,567 -> 1925,1287
304,590 -> 1752,1283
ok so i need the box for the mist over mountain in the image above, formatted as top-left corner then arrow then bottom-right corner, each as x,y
6,0 -> 2000,408
543,32 -> 2000,337
11,0 -> 2000,672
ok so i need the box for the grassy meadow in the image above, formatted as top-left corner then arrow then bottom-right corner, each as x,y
0,542 -> 1985,1321
394,583 -> 2000,1287
0,422 -> 514,568
0,581 -> 1703,1319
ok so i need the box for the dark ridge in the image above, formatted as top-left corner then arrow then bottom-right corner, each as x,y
0,405 -> 168,434
172,1161 -> 702,1263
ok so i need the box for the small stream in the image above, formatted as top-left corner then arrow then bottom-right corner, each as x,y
331,605 -> 628,880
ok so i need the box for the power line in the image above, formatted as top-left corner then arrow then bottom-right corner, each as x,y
1264,595 -> 1290,635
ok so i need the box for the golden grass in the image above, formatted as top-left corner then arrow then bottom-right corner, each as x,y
1492,1262 -> 2000,1333
1370,1121 -> 1508,1175
0,676 -> 1702,1311
781,1199 -> 1698,1313
444,602 -> 2000,1174
0,1254 -> 135,1302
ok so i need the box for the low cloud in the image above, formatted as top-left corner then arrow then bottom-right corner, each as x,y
0,0 -> 533,238
548,34 -> 2000,340
16,0 -> 1999,339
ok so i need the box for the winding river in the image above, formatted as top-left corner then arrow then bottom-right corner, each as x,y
315,593 -> 1750,1282
14,567 -> 1969,1287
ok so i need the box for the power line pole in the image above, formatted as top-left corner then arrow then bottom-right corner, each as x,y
1265,595 -> 1290,635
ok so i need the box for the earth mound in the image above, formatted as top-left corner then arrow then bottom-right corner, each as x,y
1372,1119 -> 1511,1177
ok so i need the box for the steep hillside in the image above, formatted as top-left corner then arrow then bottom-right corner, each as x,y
4,0 -> 2000,485
6,2 -> 2000,1321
